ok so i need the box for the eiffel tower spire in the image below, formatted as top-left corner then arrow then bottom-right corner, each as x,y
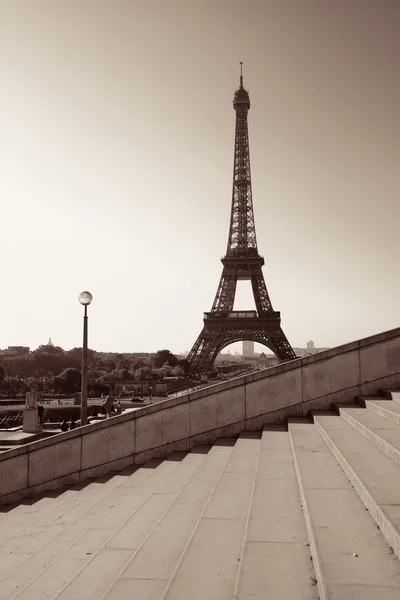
187,68 -> 296,374
226,63 -> 257,255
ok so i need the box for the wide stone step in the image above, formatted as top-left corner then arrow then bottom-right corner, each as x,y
358,396 -> 400,424
236,426 -> 318,600
102,438 -> 237,600
4,448 -> 214,600
0,477 -> 125,553
0,468 -> 146,574
142,432 -> 262,600
289,417 -> 400,600
0,454 -> 184,600
335,404 -> 400,466
0,486 -> 85,536
313,411 -> 400,561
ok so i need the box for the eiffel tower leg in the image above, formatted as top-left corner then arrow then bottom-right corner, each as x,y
186,329 -> 216,374
211,266 -> 237,313
251,268 -> 273,313
269,334 -> 297,361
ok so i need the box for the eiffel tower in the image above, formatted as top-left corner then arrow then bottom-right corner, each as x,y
187,65 -> 296,374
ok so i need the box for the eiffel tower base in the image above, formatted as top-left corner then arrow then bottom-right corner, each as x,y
188,313 -> 296,375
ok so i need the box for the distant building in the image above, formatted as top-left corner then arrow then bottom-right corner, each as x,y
242,341 -> 255,357
293,342 -> 330,357
7,346 -> 30,354
257,341 -> 330,365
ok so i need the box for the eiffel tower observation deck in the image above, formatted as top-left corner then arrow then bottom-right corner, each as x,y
187,65 -> 296,374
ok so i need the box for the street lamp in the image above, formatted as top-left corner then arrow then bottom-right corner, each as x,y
78,291 -> 93,426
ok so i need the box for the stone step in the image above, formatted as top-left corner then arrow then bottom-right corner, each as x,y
4,448 -> 210,600
236,426 -> 318,600
381,390 -> 400,403
0,477 -> 125,552
313,411 -> 400,561
335,404 -> 400,466
163,432 -> 261,600
0,486 -> 85,534
102,438 -> 237,600
358,396 -> 400,424
289,417 -> 400,600
0,455 -> 178,599
0,471 -> 137,565
152,432 -> 262,600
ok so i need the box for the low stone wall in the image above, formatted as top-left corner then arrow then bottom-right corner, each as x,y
1,327 -> 400,505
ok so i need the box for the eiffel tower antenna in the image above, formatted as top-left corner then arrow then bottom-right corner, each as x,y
187,71 -> 296,374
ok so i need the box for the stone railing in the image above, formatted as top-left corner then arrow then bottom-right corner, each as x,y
1,327 -> 400,505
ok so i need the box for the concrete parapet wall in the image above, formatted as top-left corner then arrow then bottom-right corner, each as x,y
1,327 -> 400,505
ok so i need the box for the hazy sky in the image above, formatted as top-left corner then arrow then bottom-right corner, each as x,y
1,0 -> 399,355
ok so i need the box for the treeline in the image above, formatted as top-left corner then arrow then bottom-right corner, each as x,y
0,345 -> 189,397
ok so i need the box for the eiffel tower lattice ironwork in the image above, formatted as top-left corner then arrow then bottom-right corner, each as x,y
187,65 -> 296,374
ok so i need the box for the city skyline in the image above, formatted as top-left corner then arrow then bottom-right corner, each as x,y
1,1 -> 399,355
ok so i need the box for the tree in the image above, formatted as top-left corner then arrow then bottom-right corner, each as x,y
114,368 -> 130,381
177,359 -> 190,375
171,366 -> 185,377
58,368 -> 82,395
154,367 -> 169,380
24,376 -> 41,392
49,375 -> 67,396
116,359 -> 129,371
31,345 -> 66,375
134,367 -> 153,382
88,376 -> 109,397
152,350 -> 178,369
0,365 -> 4,383
131,359 -> 147,371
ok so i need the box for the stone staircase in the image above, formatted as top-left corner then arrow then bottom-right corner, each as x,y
0,391 -> 400,599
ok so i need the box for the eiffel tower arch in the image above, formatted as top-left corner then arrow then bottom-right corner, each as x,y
187,65 -> 296,374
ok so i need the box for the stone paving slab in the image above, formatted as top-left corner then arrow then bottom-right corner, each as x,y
56,548 -> 133,600
238,541 -> 318,600
165,517 -> 245,600
104,578 -> 166,600
0,431 -> 50,445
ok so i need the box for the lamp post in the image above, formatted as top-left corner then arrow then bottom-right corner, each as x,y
78,291 -> 93,426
